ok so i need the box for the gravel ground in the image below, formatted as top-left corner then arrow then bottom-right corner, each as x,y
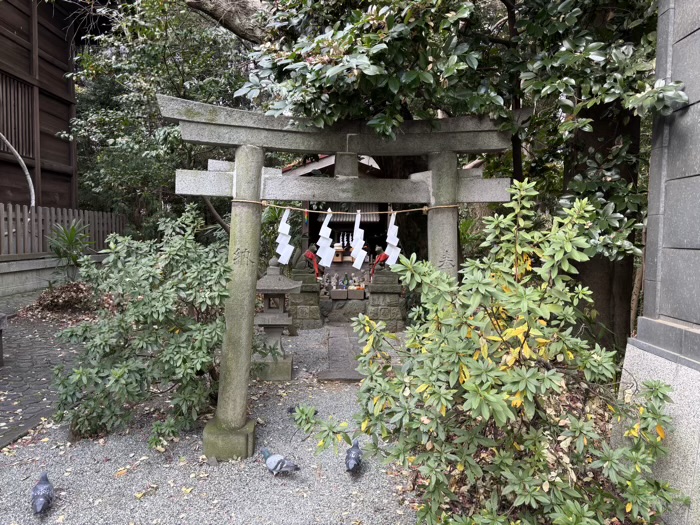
0,328 -> 417,525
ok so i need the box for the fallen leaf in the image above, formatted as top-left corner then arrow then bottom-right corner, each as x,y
182,487 -> 194,494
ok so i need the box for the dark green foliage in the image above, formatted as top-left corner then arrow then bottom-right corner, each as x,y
54,207 -> 230,446
65,0 -> 249,234
48,220 -> 93,282
295,181 -> 679,524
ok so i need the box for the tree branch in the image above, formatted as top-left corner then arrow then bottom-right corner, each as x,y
185,0 -> 268,43
202,197 -> 231,234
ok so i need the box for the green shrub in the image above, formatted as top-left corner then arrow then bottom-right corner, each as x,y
296,180 -> 678,524
54,206 -> 230,447
48,219 -> 93,282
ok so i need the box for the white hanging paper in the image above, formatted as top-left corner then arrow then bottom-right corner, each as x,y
316,208 -> 335,267
350,210 -> 367,269
274,208 -> 295,265
384,212 -> 401,266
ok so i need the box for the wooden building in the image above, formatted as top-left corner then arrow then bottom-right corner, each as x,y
0,0 -> 77,208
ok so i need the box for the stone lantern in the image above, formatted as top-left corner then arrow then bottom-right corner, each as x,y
254,258 -> 302,380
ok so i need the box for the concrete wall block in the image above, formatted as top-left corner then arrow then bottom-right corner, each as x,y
647,147 -> 664,217
656,8 -> 673,81
659,249 -> 700,324
682,327 -> 700,364
672,29 -> 700,104
297,306 -> 310,319
637,317 -> 684,355
673,0 -> 700,43
643,279 -> 659,318
667,103 -> 700,179
646,214 -> 661,283
663,176 -> 700,249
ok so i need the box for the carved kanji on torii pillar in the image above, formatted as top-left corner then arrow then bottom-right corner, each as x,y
158,94 -> 523,460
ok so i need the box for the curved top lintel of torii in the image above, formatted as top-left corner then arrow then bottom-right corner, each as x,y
157,94 -> 530,156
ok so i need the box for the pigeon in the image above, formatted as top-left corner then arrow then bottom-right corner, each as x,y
31,472 -> 54,515
261,448 -> 300,476
345,439 -> 363,473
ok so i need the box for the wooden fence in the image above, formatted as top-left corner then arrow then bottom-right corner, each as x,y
0,203 -> 126,260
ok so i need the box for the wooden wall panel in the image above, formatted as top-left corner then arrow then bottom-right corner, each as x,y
0,0 -> 76,208
38,57 -> 71,98
0,35 -> 32,76
41,170 -> 72,208
0,72 -> 34,158
38,20 -> 71,63
0,1 -> 31,41
0,162 -> 32,204
39,92 -> 71,166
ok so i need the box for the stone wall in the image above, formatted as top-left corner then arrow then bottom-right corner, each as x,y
288,269 -> 323,330
0,257 -> 64,297
622,2 -> 700,523
366,269 -> 405,332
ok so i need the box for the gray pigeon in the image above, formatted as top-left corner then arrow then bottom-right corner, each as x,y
261,448 -> 300,476
345,439 -> 363,473
31,472 -> 54,515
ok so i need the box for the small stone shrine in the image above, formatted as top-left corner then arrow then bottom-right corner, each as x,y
253,258 -> 301,381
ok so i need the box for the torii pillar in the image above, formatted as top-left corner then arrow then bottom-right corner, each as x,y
202,146 -> 263,460
159,94 -> 521,459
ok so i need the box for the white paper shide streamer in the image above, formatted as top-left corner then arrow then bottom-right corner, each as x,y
274,208 -> 295,265
316,208 -> 335,268
384,212 -> 401,266
350,210 -> 367,270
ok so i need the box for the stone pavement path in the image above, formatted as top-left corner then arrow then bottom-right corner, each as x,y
0,291 -> 82,449
317,323 -> 363,381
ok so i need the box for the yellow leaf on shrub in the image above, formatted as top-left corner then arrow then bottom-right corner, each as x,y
522,341 -> 533,359
656,425 -> 666,440
440,405 -> 446,417
626,502 -> 633,513
361,419 -> 369,432
318,439 -> 325,447
459,364 -> 470,385
416,384 -> 429,394
456,463 -> 465,472
511,392 -> 524,408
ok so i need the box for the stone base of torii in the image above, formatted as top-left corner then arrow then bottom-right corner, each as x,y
159,95 -> 524,460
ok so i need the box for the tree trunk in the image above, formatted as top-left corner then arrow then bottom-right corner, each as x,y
565,102 -> 641,351
185,0 -> 267,43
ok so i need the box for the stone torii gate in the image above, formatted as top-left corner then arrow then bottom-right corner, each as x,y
158,94 -> 516,460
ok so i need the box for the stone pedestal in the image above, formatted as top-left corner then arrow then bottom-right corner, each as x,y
289,269 -> 323,330
367,269 -> 404,332
203,418 -> 255,461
